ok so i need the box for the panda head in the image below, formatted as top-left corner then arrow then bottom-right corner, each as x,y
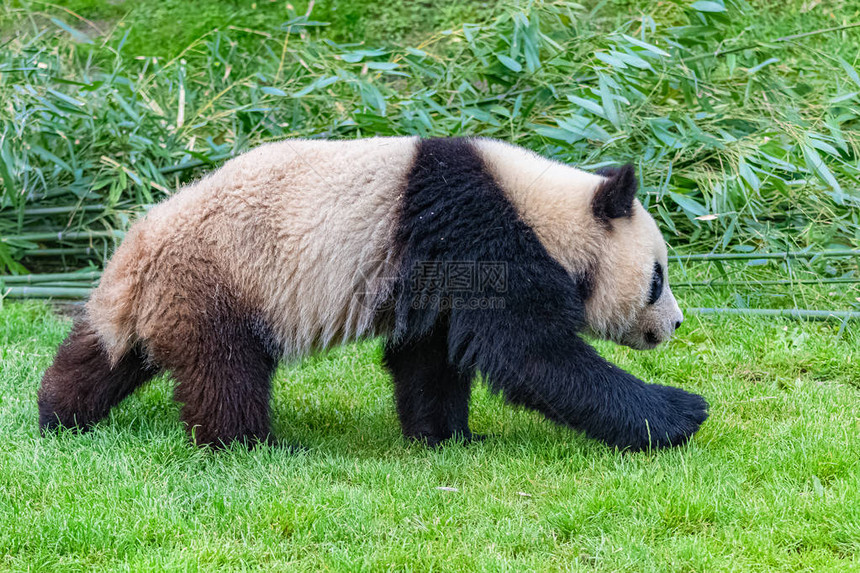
584,164 -> 683,350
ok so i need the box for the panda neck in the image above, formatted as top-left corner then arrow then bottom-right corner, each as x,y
472,138 -> 607,277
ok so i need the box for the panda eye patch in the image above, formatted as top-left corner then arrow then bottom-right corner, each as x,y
647,262 -> 663,305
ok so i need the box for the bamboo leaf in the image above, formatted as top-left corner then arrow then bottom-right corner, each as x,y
497,54 -> 522,72
29,145 -> 72,173
807,135 -> 840,157
620,34 -> 670,57
595,52 -> 628,69
691,1 -> 726,12
800,142 -> 843,200
364,62 -> 400,71
597,73 -> 619,128
836,57 -> 860,88
50,17 -> 93,44
567,95 -> 605,117
47,88 -> 85,108
260,86 -> 287,96
0,154 -> 17,201
292,75 -> 339,97
669,191 -> 709,217
738,158 -> 760,191
747,57 -> 779,75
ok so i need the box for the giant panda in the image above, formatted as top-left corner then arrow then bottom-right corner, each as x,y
38,137 -> 708,451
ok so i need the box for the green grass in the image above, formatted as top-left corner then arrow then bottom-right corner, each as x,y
1,301 -> 858,571
1,1 -> 860,569
10,0 -> 496,56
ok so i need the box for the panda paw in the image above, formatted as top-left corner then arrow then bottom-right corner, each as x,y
616,384 -> 709,452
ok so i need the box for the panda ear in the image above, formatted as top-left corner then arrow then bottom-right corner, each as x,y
592,163 -> 638,222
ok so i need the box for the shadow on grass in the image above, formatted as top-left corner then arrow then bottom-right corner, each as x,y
35,367 -> 607,464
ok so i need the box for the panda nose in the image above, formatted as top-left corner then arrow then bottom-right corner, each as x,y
674,319 -> 683,331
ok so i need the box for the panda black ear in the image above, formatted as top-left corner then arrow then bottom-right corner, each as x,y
592,163 -> 638,222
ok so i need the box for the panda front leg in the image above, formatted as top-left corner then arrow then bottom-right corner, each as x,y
519,358 -> 710,452
383,327 -> 476,447
451,321 -> 708,451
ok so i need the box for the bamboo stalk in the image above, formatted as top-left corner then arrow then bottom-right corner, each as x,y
1,286 -> 91,299
686,308 -> 860,320
2,230 -> 124,242
158,153 -> 232,175
669,250 -> 860,262
22,248 -> 99,256
675,277 -> 860,288
18,205 -> 107,216
0,271 -> 102,283
9,281 -> 99,288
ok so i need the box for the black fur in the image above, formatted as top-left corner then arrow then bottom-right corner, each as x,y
382,320 -> 476,446
39,292 -> 279,449
390,138 -> 707,451
38,318 -> 159,432
148,294 -> 279,448
593,163 -> 638,223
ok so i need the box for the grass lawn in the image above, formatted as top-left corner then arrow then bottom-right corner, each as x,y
1,301 -> 858,571
2,0 -> 860,569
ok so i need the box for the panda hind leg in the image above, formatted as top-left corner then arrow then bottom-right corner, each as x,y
150,300 -> 280,449
383,327 -> 479,447
38,317 -> 160,433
